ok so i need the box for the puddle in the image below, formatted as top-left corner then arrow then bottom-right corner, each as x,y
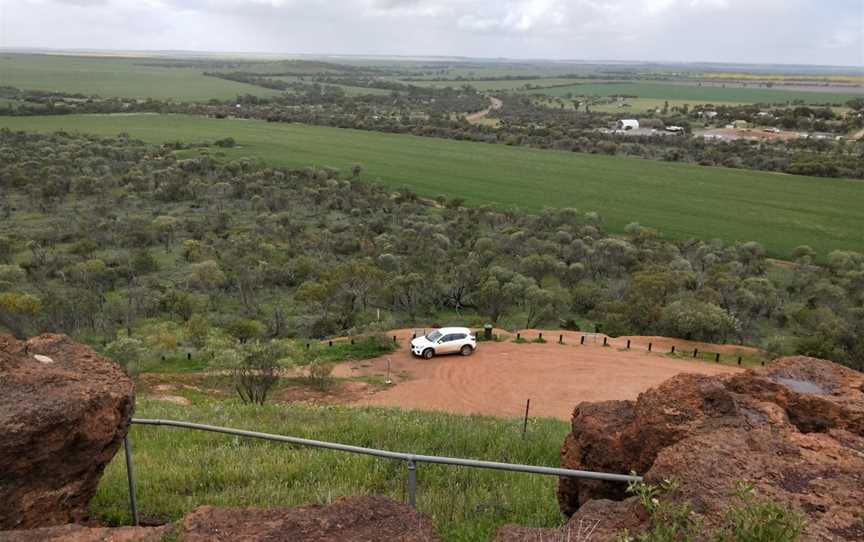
773,377 -> 826,395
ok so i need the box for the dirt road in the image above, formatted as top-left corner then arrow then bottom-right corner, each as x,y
466,96 -> 503,124
335,329 -> 747,420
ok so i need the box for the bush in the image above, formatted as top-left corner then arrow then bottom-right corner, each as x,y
621,480 -> 804,542
306,359 -> 335,390
231,341 -> 285,405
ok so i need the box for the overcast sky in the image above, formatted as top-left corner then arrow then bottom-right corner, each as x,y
1,0 -> 862,66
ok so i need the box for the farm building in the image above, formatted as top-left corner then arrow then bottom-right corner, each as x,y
665,125 -> 685,134
617,119 -> 639,130
733,120 -> 748,129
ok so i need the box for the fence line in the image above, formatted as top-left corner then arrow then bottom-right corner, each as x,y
123,418 -> 642,525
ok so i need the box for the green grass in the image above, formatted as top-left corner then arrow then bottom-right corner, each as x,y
404,77 -> 589,91
0,54 -> 280,101
92,399 -> 570,541
295,335 -> 399,364
1,113 -> 862,258
526,80 -> 860,105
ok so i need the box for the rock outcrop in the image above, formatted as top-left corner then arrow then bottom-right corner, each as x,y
0,334 -> 135,530
0,496 -> 441,542
557,356 -> 864,540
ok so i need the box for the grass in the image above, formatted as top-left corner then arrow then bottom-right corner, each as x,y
1,113 -> 863,258
0,54 -> 280,101
92,399 -> 570,541
295,335 -> 399,364
526,80 -> 860,105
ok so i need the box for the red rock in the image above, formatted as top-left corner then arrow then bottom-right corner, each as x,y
179,496 -> 440,541
557,356 -> 864,540
0,334 -> 135,530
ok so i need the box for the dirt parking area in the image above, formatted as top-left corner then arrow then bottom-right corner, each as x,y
336,330 -> 749,420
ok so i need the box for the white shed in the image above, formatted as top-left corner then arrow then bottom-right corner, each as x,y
617,119 -> 639,130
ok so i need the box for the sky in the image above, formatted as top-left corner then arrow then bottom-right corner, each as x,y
1,0 -> 862,66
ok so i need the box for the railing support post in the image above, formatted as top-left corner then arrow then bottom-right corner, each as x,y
123,434 -> 140,527
406,459 -> 417,508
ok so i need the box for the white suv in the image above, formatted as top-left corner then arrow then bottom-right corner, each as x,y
410,327 -> 476,359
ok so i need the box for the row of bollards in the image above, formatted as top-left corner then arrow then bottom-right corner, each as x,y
509,331 -> 763,367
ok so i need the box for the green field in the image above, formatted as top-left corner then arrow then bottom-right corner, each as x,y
2,113 -> 862,257
93,399 -> 569,541
0,54 -> 280,101
402,77 -> 588,91
526,80 -> 859,105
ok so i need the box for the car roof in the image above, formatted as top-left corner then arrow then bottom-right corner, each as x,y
436,327 -> 471,334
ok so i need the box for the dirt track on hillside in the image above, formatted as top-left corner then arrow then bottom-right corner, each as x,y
335,329 -> 749,420
466,96 -> 503,123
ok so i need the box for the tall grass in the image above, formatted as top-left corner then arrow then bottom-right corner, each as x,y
93,399 -> 570,541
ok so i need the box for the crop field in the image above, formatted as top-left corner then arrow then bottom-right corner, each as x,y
2,113 -> 862,257
93,399 -> 569,542
0,54 -> 280,101
402,77 -> 590,91
526,80 -> 860,105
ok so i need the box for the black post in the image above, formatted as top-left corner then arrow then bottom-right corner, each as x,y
517,333 -> 521,340
393,335 -> 397,343
603,337 -> 608,346
306,343 -> 310,349
715,353 -> 720,363
522,399 -> 531,438
693,348 -> 698,358
580,335 -> 585,345
626,339 -> 630,349
761,361 -> 765,366
350,338 -> 355,345
413,332 -> 417,339
328,340 -> 333,347
123,435 -> 139,527
648,342 -> 652,352
738,356 -> 742,366
671,345 -> 676,354
187,352 -> 191,360
559,334 -> 564,344
539,332 -> 543,340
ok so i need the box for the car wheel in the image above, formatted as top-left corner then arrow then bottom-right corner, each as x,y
422,348 -> 434,360
460,345 -> 474,356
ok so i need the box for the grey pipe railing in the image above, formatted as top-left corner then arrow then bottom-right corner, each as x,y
124,417 -> 642,525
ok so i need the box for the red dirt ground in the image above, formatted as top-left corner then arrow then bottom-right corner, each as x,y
335,329 -> 750,420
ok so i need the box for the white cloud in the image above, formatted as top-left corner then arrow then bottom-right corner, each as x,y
0,0 -> 861,66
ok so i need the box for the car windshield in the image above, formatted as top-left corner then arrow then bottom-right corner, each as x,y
425,330 -> 442,342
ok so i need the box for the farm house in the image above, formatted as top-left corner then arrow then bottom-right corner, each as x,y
616,119 -> 639,130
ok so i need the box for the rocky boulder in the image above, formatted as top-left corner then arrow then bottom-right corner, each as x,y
179,496 -> 441,541
0,496 -> 441,542
0,334 -> 135,530
557,356 -> 864,540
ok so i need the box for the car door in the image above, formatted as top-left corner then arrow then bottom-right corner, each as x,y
437,334 -> 457,354
450,333 -> 467,352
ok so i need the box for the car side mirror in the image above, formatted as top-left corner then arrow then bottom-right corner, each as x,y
437,339 -> 444,344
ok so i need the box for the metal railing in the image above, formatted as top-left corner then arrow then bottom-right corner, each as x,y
123,417 -> 642,526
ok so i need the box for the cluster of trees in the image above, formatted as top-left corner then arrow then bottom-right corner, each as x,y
1,130 -> 862,370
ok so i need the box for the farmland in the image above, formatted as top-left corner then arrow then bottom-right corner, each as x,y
525,80 -> 860,105
0,54 -> 280,101
2,112 -> 862,258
